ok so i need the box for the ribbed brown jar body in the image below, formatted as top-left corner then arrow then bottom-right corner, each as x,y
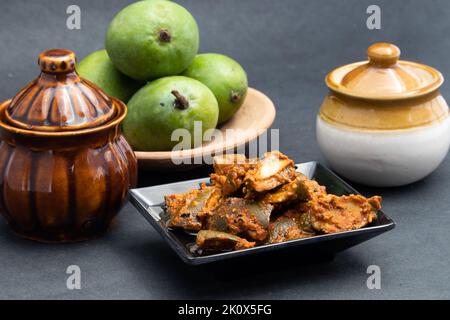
0,101 -> 137,243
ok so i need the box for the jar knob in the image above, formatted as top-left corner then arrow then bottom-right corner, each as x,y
38,49 -> 76,74
367,43 -> 400,67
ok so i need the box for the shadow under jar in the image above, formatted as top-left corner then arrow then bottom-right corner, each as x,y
0,49 -> 137,242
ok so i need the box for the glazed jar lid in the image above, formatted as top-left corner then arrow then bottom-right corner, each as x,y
4,49 -> 115,132
326,43 -> 444,100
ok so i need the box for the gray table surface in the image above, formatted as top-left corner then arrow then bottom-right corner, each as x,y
1,0 -> 450,299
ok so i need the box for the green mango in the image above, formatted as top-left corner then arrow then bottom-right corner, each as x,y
183,53 -> 248,124
77,49 -> 142,103
123,76 -> 218,151
106,0 -> 199,81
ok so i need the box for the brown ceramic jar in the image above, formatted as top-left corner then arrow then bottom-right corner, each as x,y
0,49 -> 138,242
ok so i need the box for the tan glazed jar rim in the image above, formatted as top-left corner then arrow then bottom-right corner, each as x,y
326,43 -> 444,101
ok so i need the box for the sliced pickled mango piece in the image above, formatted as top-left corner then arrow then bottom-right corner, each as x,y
207,198 -> 272,242
164,184 -> 221,231
244,151 -> 296,193
196,230 -> 255,251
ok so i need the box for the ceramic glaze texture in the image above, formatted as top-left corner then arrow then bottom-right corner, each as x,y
0,49 -> 137,242
317,43 -> 450,187
7,49 -> 116,132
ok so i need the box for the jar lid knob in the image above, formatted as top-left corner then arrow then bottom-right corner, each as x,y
38,49 -> 76,74
367,43 -> 400,67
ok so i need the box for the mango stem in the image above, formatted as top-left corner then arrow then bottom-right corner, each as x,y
159,29 -> 172,42
171,90 -> 189,109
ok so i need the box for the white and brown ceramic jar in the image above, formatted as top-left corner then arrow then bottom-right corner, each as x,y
317,43 -> 450,186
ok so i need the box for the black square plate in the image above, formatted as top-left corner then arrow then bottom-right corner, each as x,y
130,162 -> 395,265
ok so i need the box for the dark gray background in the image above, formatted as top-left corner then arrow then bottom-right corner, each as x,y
1,0 -> 450,299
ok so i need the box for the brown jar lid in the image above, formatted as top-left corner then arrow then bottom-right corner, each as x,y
5,49 -> 116,132
326,43 -> 444,100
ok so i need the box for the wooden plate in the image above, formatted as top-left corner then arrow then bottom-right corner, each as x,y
135,88 -> 276,171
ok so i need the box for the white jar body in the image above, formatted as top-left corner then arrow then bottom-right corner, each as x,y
316,116 -> 450,187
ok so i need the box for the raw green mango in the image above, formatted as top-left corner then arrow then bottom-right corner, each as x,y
77,49 -> 142,103
183,53 -> 248,124
105,0 -> 199,81
123,76 -> 218,151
